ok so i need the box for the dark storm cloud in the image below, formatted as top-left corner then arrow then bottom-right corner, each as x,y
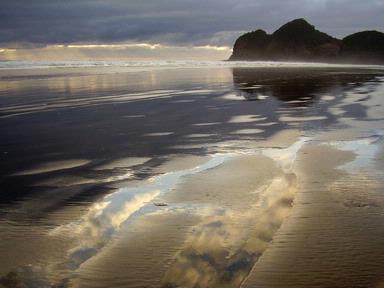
0,0 -> 383,47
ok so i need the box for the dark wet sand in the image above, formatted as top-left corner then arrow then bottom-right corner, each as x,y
1,63 -> 384,287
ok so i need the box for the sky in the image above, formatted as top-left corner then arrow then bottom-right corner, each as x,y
0,0 -> 383,61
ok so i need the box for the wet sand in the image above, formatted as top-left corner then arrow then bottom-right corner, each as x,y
1,62 -> 384,287
243,144 -> 384,288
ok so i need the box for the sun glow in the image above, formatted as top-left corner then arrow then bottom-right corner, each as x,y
195,45 -> 232,51
0,43 -> 232,61
0,48 -> 17,53
63,43 -> 163,50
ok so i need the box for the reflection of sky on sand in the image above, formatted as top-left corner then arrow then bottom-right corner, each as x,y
161,139 -> 307,288
231,128 -> 264,135
262,137 -> 309,172
279,115 -> 327,122
228,115 -> 266,123
11,159 -> 90,176
26,137 -> 308,287
0,88 -> 220,119
92,157 -> 151,170
63,191 -> 160,270
48,153 -> 232,280
161,178 -> 297,288
328,132 -> 384,171
2,67 -> 384,287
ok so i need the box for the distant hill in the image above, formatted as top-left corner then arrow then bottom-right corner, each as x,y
340,31 -> 384,63
229,18 -> 384,64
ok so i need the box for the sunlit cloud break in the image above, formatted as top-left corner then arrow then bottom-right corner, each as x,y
49,43 -> 231,51
0,43 -> 232,61
195,45 -> 232,51
0,48 -> 17,53
63,43 -> 163,50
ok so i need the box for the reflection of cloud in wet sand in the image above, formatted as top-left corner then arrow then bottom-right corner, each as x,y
162,174 -> 297,288
0,136 -> 307,287
68,142 -> 305,288
0,266 -> 52,288
192,122 -> 221,126
228,115 -> 266,123
279,115 -> 327,122
32,175 -> 98,187
144,132 -> 174,136
242,144 -> 374,287
232,129 -> 264,135
158,134 -> 312,287
185,133 -> 216,138
0,89 -> 185,119
31,157 -> 152,187
0,191 -> 162,286
160,140 -> 306,288
51,190 -> 160,271
93,157 -> 151,170
11,159 -> 90,176
27,155 -> 228,286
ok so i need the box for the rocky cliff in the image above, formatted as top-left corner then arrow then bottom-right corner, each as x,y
229,18 -> 384,64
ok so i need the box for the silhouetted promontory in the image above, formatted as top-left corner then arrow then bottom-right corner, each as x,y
229,18 -> 384,64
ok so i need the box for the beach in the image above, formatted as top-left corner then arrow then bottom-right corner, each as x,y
1,61 -> 384,287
